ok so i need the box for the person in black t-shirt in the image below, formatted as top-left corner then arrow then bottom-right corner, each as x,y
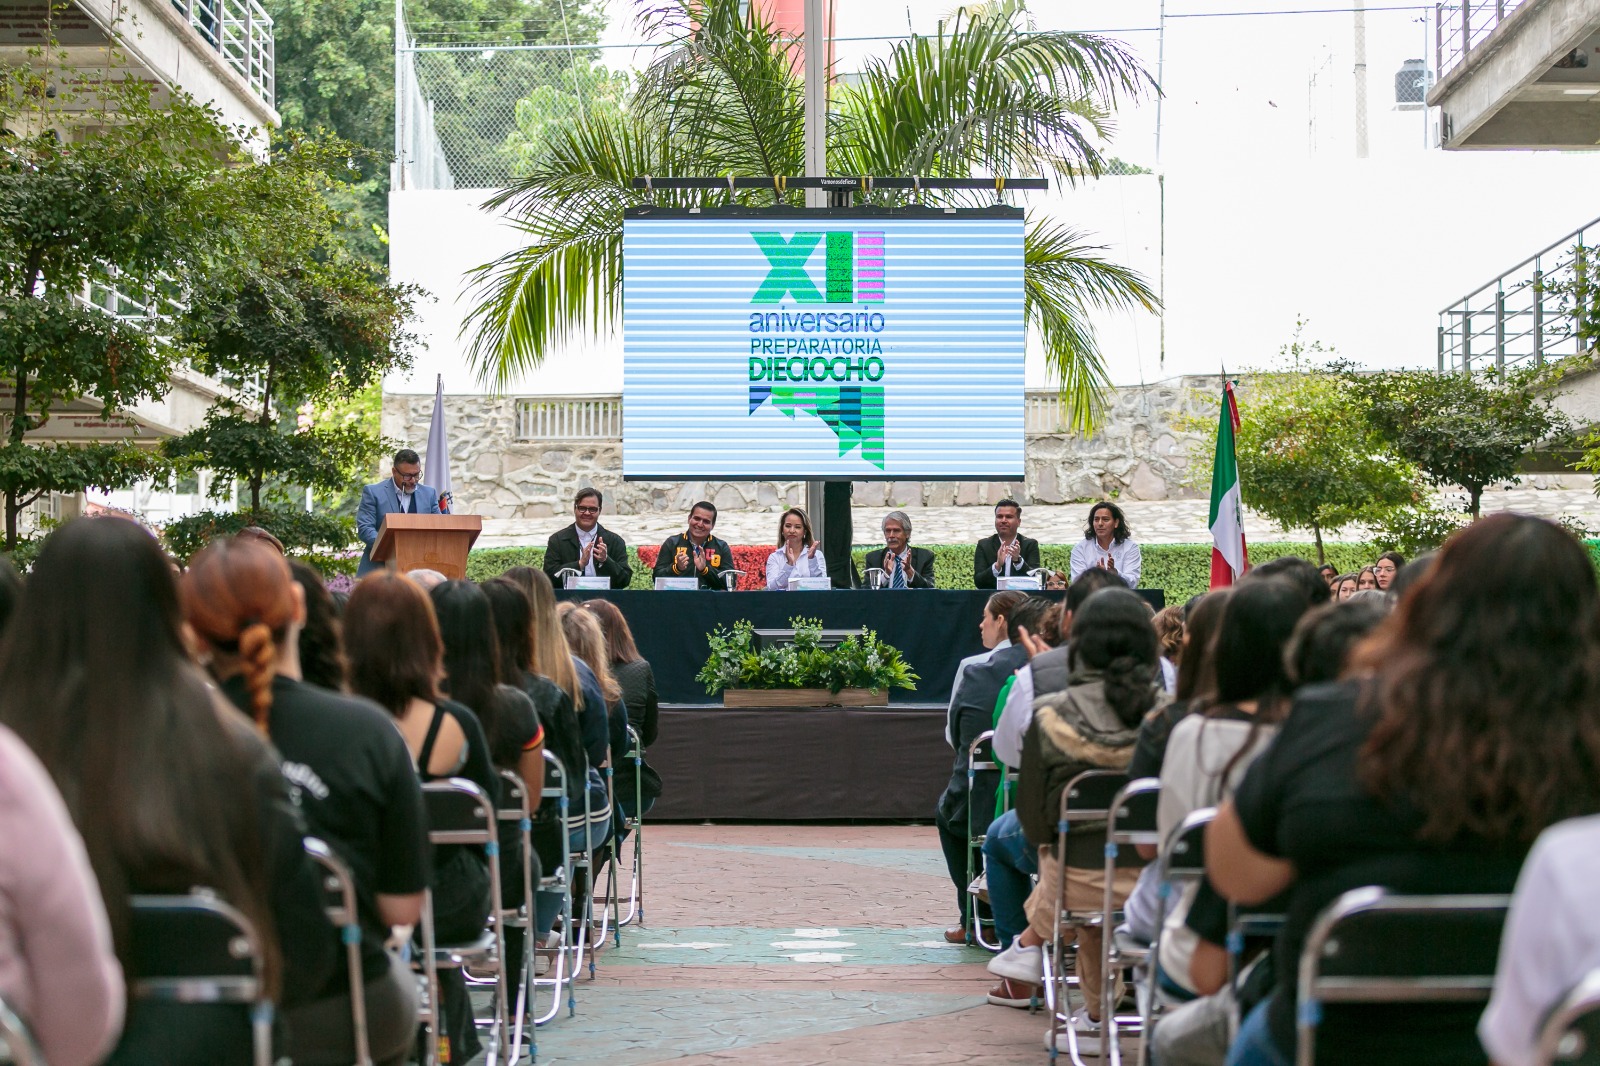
186,537 -> 430,1066
343,571 -> 501,1066
1209,514 -> 1600,1066
0,521 -> 338,1066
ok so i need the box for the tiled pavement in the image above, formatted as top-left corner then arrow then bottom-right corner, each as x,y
499,824 -> 1084,1065
478,485 -> 1600,550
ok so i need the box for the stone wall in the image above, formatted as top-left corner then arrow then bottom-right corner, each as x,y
381,378 -> 1215,520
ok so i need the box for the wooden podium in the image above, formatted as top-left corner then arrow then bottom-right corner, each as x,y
372,514 -> 482,580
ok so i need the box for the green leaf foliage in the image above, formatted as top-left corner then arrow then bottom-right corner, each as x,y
162,506 -> 355,561
1342,365 -> 1567,519
0,442 -> 169,502
696,616 -> 918,695
466,0 -> 1157,428
165,412 -> 382,498
1186,359 -> 1423,563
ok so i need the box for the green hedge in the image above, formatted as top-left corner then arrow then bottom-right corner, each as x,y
463,541 -> 1384,601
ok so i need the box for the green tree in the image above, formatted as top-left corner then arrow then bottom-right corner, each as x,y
164,135 -> 419,544
1185,334 -> 1423,563
266,0 -> 605,265
1344,366 -> 1567,520
0,69 -> 249,549
464,0 -> 1158,429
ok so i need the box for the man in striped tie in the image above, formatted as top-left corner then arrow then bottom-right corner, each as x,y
864,510 -> 936,589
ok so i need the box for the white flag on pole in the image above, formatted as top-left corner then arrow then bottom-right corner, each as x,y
423,374 -> 453,513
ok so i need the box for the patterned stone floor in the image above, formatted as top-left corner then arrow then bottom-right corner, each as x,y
477,485 -> 1600,550
481,824 -> 1082,1065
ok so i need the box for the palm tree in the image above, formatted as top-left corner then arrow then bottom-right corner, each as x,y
464,0 -> 1158,431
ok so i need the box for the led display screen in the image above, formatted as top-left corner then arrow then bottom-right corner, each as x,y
622,207 -> 1025,479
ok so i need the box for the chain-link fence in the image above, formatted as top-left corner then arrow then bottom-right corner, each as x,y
396,1 -> 630,190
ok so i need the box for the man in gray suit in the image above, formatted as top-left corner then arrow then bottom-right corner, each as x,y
356,448 -> 442,575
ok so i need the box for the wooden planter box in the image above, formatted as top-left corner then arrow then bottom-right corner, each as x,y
722,687 -> 883,708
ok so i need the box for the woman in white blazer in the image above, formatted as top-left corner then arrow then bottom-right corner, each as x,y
765,507 -> 828,590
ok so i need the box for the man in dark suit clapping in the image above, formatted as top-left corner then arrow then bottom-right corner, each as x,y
862,510 -> 936,589
973,499 -> 1041,589
543,487 -> 633,589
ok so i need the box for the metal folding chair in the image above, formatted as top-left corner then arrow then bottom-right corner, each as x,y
567,761 -> 609,983
419,778 -> 508,1066
531,749 -> 577,1028
965,729 -> 1002,949
128,891 -> 273,1066
1042,768 -> 1130,1066
1098,777 -> 1161,1063
600,725 -> 645,930
1135,806 -> 1216,1066
0,993 -> 44,1066
1295,887 -> 1511,1066
303,837 -> 373,1066
1535,967 -> 1600,1065
488,768 -> 540,1063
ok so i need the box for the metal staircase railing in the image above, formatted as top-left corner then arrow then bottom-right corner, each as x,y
1435,0 -> 1530,81
1438,214 -> 1600,374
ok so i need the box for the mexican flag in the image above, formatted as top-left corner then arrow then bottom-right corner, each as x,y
1209,377 -> 1248,588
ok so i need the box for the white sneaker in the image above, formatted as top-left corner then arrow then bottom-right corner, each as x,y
986,940 -> 1044,982
1043,1007 -> 1104,1056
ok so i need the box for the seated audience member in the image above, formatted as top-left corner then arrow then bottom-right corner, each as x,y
1153,579 -> 1308,1004
0,519 -> 336,1066
989,589 -> 1169,1046
1069,501 -> 1142,587
543,488 -> 633,590
946,591 -> 1027,749
1284,599 -> 1390,688
1152,597 -> 1389,1066
186,539 -> 429,1066
1347,588 -> 1387,605
560,606 -> 629,785
580,598 -> 664,820
765,507 -> 828,590
1372,549 -> 1406,592
1332,573 -> 1358,601
1388,550 -> 1437,601
1480,814 -> 1600,1066
0,723 -> 123,1066
1153,605 -> 1185,683
479,578 -> 596,951
344,571 -> 497,1064
0,555 -> 19,633
863,510 -> 936,589
652,502 -> 736,590
974,499 -> 1041,589
1247,555 -> 1331,607
934,597 -> 1056,943
288,560 -> 350,691
992,569 -> 1131,769
1209,513 -> 1600,1066
406,568 -> 449,592
1355,565 -> 1380,591
1316,562 -> 1338,588
1045,569 -> 1069,590
236,524 -> 286,555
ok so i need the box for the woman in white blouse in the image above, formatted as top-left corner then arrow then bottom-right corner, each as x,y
765,507 -> 829,590
1068,501 -> 1142,587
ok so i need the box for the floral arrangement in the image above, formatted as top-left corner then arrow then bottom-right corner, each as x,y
696,615 -> 918,696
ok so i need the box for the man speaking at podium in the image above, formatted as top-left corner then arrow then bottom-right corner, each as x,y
356,448 -> 442,575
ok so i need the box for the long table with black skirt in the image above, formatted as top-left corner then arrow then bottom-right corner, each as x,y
554,588 -> 1164,820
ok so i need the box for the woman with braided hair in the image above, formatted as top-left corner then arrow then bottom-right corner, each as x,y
185,537 -> 430,1066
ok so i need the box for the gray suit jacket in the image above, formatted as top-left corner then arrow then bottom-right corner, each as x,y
356,479 -> 442,575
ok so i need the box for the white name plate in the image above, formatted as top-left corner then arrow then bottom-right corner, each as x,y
997,576 -> 1042,591
788,576 -> 833,591
570,576 -> 612,590
654,577 -> 701,591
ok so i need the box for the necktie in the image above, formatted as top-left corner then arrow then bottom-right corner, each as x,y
891,553 -> 906,589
